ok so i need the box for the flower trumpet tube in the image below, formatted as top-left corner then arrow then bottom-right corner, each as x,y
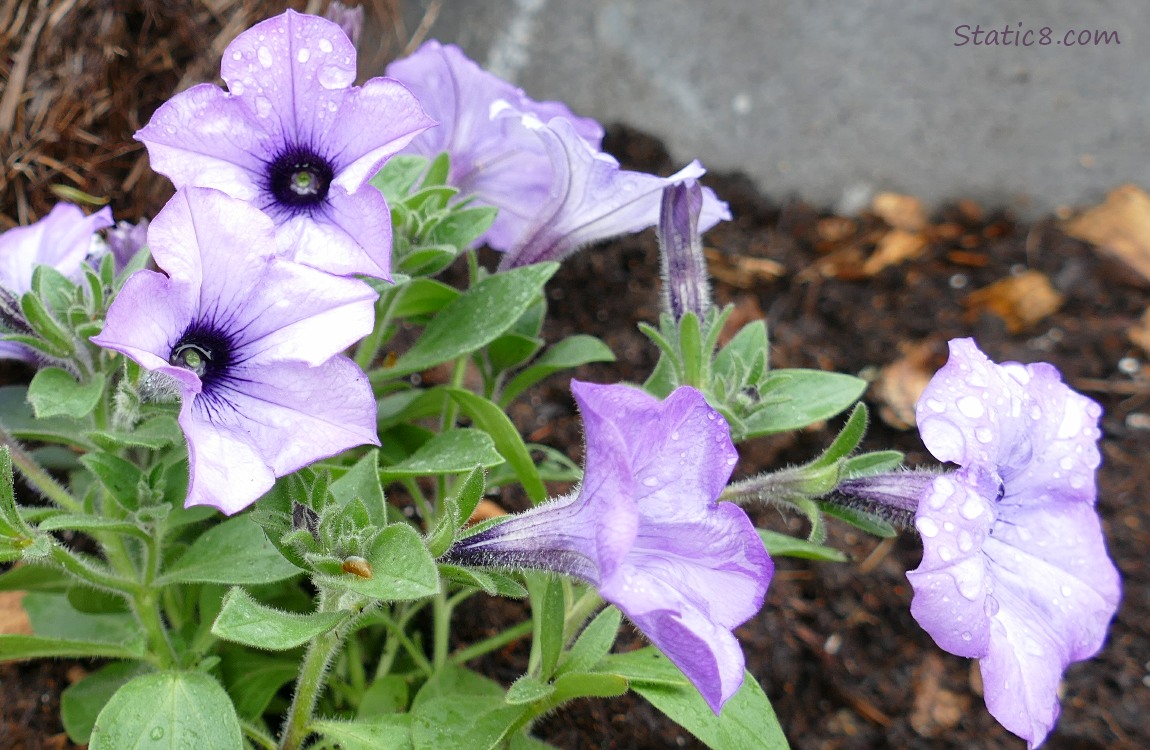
444,381 -> 772,713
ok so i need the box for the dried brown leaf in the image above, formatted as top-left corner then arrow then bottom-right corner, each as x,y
872,191 -> 927,232
1063,184 -> 1150,282
861,228 -> 927,276
964,270 -> 1065,333
1128,307 -> 1150,356
704,247 -> 785,288
873,341 -> 935,430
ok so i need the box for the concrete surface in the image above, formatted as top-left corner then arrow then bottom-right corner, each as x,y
395,0 -> 1150,217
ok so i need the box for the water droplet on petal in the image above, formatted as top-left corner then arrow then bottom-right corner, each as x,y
707,411 -> 716,421
319,38 -> 334,53
975,426 -> 993,444
1059,456 -> 1074,471
297,47 -> 311,63
670,430 -> 680,440
959,494 -> 984,520
917,517 -> 939,538
318,64 -> 349,89
1030,405 -> 1042,420
258,45 -> 273,68
254,96 -> 272,118
961,631 -> 972,641
984,594 -> 1000,616
957,530 -> 974,552
726,456 -> 737,466
231,51 -> 243,61
957,575 -> 982,600
939,546 -> 953,562
230,81 -> 245,96
642,476 -> 659,487
926,398 -> 946,413
1060,584 -> 1072,597
957,395 -> 984,418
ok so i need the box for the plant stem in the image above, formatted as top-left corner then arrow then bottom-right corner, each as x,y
562,588 -> 605,645
450,619 -> 533,665
431,581 -> 452,673
0,423 -> 82,513
279,591 -> 360,750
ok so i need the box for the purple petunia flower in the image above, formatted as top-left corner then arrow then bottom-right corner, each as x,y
658,179 -> 712,321
104,218 -> 150,271
909,338 -> 1120,747
444,381 -> 772,713
91,188 -> 380,514
135,10 -> 434,279
0,203 -> 113,361
385,41 -> 730,269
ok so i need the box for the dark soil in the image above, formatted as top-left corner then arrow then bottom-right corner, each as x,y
3,8 -> 1148,746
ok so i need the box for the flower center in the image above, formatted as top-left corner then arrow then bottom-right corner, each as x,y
169,343 -> 211,377
168,323 -> 234,387
267,146 -> 334,211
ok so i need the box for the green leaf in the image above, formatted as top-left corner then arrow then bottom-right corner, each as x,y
313,716 -> 413,750
0,634 -> 144,662
218,646 -> 298,720
79,452 -> 144,511
22,592 -> 139,645
758,528 -> 848,562
19,292 -> 74,355
89,415 -> 181,450
371,154 -> 431,203
714,319 -> 769,383
0,563 -> 69,592
447,389 -> 546,503
62,661 -> 147,743
0,386 -> 96,448
211,587 -> 348,650
32,264 -> 78,312
558,606 -> 622,676
37,514 -> 145,536
450,465 -> 486,528
26,368 -> 105,420
743,370 -> 866,436
819,503 -> 898,538
385,263 -> 558,378
550,670 -> 629,702
505,675 -> 555,705
424,206 -> 498,249
318,523 -> 438,601
403,185 -> 457,214
357,675 -> 410,717
159,517 -> 301,585
330,452 -> 388,526
411,694 -> 523,750
529,575 -> 566,680
808,403 -> 868,470
438,564 -> 528,598
844,450 -> 904,476
381,429 -> 504,479
603,648 -> 790,750
486,333 -> 543,375
0,446 -> 28,539
397,244 -> 459,277
392,278 -> 460,318
500,335 -> 616,405
89,671 -> 242,750
420,152 -> 451,190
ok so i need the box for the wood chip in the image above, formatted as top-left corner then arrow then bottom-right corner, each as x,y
467,499 -> 508,525
861,228 -> 928,276
1063,184 -> 1150,283
910,654 -> 970,738
1128,307 -> 1150,356
704,247 -> 785,288
872,192 -> 928,232
0,590 -> 32,635
964,270 -> 1065,333
872,341 -> 936,429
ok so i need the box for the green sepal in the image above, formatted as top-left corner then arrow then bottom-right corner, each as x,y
758,528 -> 848,562
557,605 -> 621,676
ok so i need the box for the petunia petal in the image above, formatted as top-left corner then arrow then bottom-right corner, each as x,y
278,185 -> 393,279
134,84 -> 271,199
90,270 -> 195,372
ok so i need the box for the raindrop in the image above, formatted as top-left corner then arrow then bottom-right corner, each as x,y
1059,456 -> 1074,471
961,631 -> 973,641
231,81 -> 245,96
258,46 -> 274,68
670,430 -> 680,440
1060,584 -> 1072,597
957,575 -> 982,600
319,38 -> 334,53
231,51 -> 243,61
975,427 -> 993,444
959,494 -> 983,520
925,398 -> 946,413
254,96 -> 272,118
939,546 -> 954,562
707,411 -> 716,421
917,517 -> 940,538
642,477 -> 659,487
957,395 -> 984,418
298,48 -> 311,64
726,456 -> 737,465
318,65 -> 348,89
150,727 -> 165,740
957,530 -> 974,552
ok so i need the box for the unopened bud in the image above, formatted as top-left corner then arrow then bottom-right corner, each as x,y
658,180 -> 712,321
